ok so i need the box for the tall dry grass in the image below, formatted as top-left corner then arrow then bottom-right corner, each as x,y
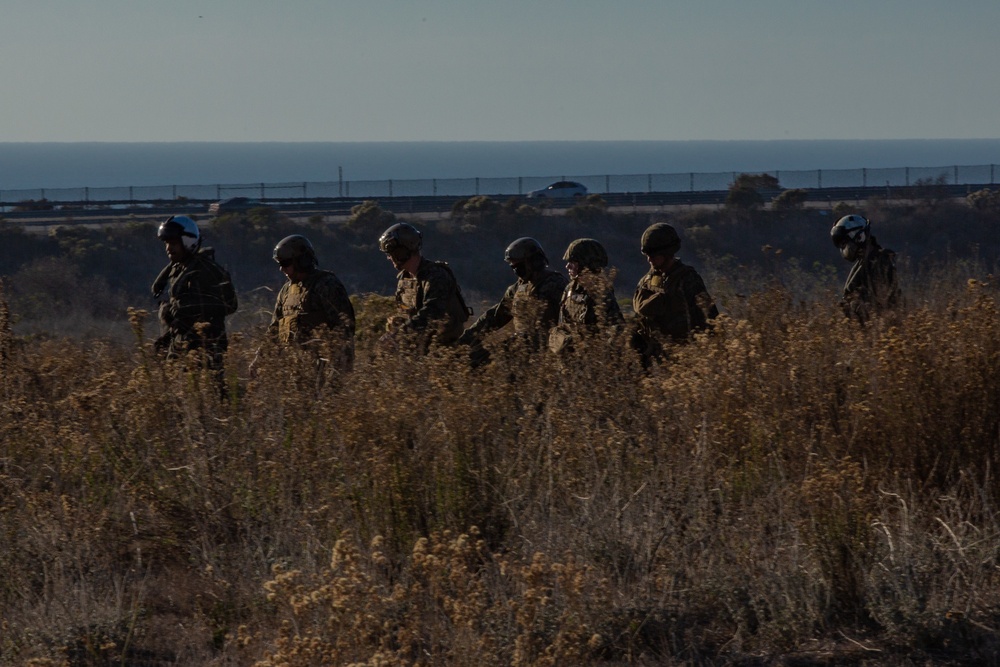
1,263 -> 999,665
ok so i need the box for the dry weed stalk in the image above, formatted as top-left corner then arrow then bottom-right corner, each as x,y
1,269 -> 999,664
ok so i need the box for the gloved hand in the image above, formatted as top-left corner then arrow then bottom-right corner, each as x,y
153,333 -> 171,354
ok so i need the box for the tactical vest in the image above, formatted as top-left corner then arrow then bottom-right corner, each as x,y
509,271 -> 565,336
275,271 -> 347,345
276,282 -> 312,345
561,272 -> 621,327
633,264 -> 705,340
151,249 -> 236,360
842,244 -> 899,321
396,260 -> 470,345
548,273 -> 620,354
560,281 -> 594,325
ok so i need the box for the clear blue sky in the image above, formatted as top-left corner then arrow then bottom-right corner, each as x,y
3,0 -> 998,142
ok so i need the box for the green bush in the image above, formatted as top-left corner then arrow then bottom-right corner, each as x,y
346,200 -> 397,238
565,194 -> 609,223
772,188 -> 809,212
967,187 -> 1000,214
732,173 -> 781,191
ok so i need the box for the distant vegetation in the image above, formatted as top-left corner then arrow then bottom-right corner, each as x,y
2,184 -> 1000,664
2,181 -> 999,340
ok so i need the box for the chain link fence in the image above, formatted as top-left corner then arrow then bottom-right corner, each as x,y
2,164 -> 997,206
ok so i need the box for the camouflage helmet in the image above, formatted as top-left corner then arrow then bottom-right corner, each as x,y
273,234 -> 317,271
640,222 -> 681,257
562,238 -> 609,271
504,237 -> 547,266
157,215 -> 201,252
379,223 -> 422,255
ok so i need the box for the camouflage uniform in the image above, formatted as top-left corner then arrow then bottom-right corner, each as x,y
460,269 -> 568,350
841,238 -> 899,323
268,269 -> 356,369
390,257 -> 471,347
632,259 -> 718,361
548,271 -> 624,354
152,247 -> 237,365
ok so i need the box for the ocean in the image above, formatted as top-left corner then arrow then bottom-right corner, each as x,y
2,140 -> 1000,191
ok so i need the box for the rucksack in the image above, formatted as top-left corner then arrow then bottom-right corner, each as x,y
435,261 -> 473,321
198,249 -> 238,316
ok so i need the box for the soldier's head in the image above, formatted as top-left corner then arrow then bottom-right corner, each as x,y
273,234 -> 318,281
640,222 -> 680,271
504,237 -> 548,280
157,215 -> 201,262
379,223 -> 422,271
831,215 -> 870,262
562,238 -> 608,279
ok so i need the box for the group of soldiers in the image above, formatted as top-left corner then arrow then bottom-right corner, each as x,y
151,212 -> 899,375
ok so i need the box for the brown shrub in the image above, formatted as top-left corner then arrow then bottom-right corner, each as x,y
2,266 -> 1000,665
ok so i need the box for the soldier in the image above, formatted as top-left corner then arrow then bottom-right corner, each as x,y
379,222 -> 471,351
548,238 -> 623,354
458,237 -> 568,362
266,234 -> 356,371
151,215 -> 238,369
830,215 -> 900,323
631,222 -> 718,364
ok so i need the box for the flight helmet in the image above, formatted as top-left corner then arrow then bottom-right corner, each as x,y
157,215 -> 201,252
831,215 -> 870,261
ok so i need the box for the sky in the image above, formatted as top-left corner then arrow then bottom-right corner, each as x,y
3,0 -> 1000,143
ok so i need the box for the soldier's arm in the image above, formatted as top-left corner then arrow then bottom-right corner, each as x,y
843,261 -> 867,301
682,272 -> 718,326
462,285 -> 514,340
575,274 -> 614,326
316,278 -> 356,335
151,264 -> 172,300
407,268 -> 455,331
266,287 -> 285,339
169,261 -> 234,335
654,282 -> 695,339
875,254 -> 899,307
536,274 -> 569,329
603,291 -> 625,326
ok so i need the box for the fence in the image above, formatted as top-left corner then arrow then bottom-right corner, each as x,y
2,164 -> 998,206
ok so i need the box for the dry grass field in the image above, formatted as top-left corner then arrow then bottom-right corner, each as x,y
2,191 -> 1000,665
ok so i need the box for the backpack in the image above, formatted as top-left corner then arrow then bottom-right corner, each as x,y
198,248 -> 238,316
435,261 -> 473,322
